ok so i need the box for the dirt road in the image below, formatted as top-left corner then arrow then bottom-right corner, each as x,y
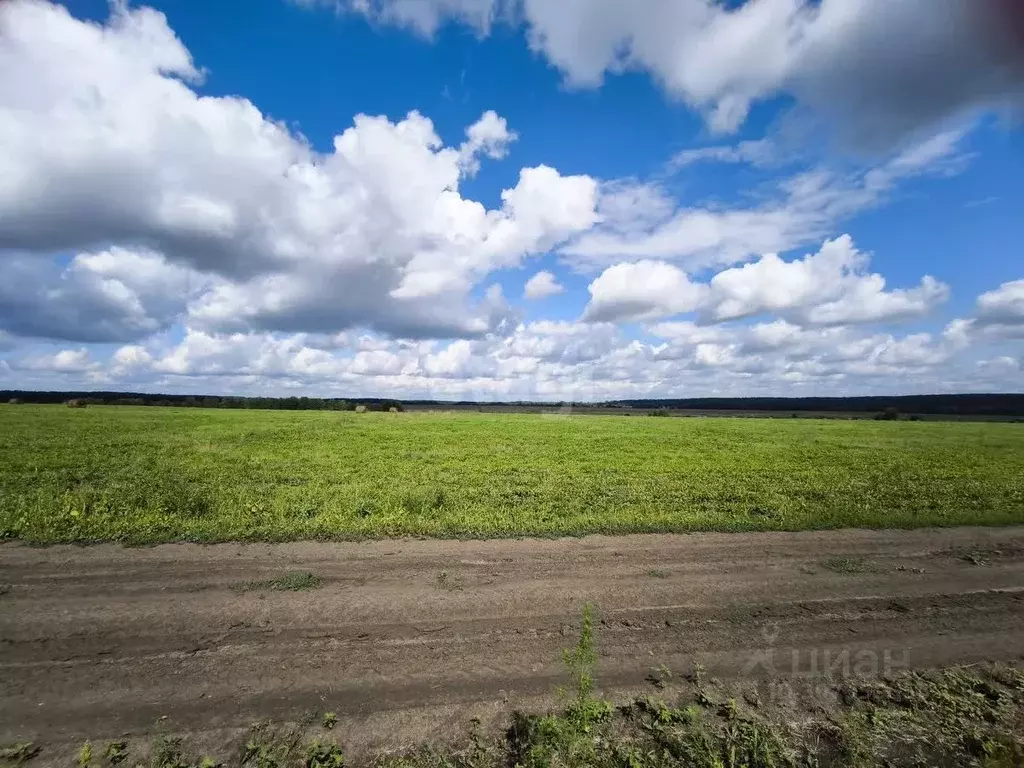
3,527 -> 1024,760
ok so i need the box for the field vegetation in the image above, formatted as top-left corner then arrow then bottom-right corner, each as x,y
0,405 -> 1022,544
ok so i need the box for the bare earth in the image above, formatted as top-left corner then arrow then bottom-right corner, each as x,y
3,527 -> 1024,762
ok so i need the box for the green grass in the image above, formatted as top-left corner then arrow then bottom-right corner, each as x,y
231,571 -> 322,592
822,557 -> 870,574
0,405 -> 1022,544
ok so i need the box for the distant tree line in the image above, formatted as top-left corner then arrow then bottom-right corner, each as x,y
606,394 -> 1024,417
3,391 -> 1023,417
2,391 -> 403,412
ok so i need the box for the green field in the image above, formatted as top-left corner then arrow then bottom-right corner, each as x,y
1,405 -> 1022,544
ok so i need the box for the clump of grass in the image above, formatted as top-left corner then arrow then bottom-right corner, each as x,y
646,568 -> 669,578
822,556 -> 869,573
435,571 -> 463,591
401,488 -> 446,516
645,664 -> 672,689
0,742 -> 41,764
102,740 -> 127,765
149,736 -> 196,768
76,741 -> 92,768
304,741 -> 345,768
232,571 -> 322,592
242,724 -> 303,767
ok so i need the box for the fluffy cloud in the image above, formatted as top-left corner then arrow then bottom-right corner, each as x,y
581,235 -> 948,326
458,110 -> 517,175
563,130 -> 969,271
320,0 -> 1024,144
9,309 -> 1003,399
582,261 -> 707,323
12,348 -> 99,374
523,270 -> 565,299
976,279 -> 1024,326
942,279 -> 1024,344
0,1 -> 597,341
0,248 -> 202,342
704,235 -> 949,325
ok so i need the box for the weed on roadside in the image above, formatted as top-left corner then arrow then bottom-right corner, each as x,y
0,743 -> 40,765
76,741 -> 92,768
645,664 -> 672,690
103,740 -> 128,765
822,557 -> 869,574
435,571 -> 463,591
304,741 -> 344,768
232,572 -> 322,593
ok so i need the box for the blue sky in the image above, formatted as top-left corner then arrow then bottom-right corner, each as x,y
0,0 -> 1022,399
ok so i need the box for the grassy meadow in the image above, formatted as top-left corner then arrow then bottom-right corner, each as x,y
0,404 -> 1022,544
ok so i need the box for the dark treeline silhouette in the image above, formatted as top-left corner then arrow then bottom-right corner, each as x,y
1,391 -> 403,412
2,390 -> 1023,417
605,394 -> 1024,417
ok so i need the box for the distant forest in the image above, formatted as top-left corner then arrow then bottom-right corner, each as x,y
2,390 -> 1023,418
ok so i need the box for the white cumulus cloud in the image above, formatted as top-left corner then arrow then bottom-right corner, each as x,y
583,260 -> 707,323
523,270 -> 565,299
315,0 -> 1024,145
0,0 -> 597,342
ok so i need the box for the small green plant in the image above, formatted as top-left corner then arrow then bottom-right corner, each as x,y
646,664 -> 672,689
646,569 -> 669,578
76,742 -> 93,768
822,556 -> 868,574
963,550 -> 991,566
149,737 -> 191,768
103,740 -> 128,765
233,571 -> 322,592
242,723 -> 304,767
322,712 -> 337,730
563,603 -> 597,706
436,571 -> 462,591
304,741 -> 344,768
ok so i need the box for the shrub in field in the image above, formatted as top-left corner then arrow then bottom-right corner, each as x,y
354,405 -> 368,413
7,398 -> 21,404
66,399 -> 87,408
389,406 -> 399,413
